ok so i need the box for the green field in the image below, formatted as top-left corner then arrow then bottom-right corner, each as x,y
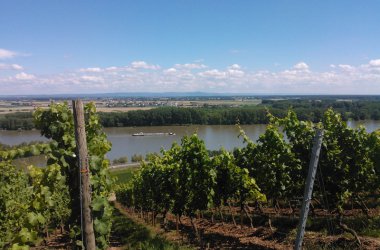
111,166 -> 140,184
111,205 -> 192,250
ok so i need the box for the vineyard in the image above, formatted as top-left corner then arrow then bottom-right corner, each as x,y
1,102 -> 380,249
115,108 -> 380,249
0,102 -> 113,249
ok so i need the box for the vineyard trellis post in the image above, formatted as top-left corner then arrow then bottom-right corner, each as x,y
73,99 -> 96,250
295,129 -> 323,250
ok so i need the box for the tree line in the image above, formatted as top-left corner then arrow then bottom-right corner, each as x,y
98,99 -> 380,126
2,99 -> 380,130
0,112 -> 35,130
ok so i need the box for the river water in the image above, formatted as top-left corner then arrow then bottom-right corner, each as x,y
1,121 -> 380,161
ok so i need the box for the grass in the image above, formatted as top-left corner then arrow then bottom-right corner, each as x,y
111,166 -> 140,185
347,216 -> 380,238
111,206 -> 192,250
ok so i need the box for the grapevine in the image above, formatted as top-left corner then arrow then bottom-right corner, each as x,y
116,108 -> 380,245
0,101 -> 114,249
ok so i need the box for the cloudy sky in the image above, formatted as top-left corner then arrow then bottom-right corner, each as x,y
1,1 -> 380,95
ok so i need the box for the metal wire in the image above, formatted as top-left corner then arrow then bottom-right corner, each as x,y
317,165 -> 336,236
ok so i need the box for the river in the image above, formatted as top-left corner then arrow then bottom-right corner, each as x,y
1,121 -> 380,161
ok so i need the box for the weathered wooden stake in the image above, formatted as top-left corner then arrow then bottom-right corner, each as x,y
295,129 -> 323,250
73,99 -> 96,250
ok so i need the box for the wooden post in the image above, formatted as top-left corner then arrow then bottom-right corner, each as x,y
73,99 -> 96,250
295,129 -> 323,250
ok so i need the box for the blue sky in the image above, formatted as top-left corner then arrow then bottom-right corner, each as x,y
1,1 -> 380,94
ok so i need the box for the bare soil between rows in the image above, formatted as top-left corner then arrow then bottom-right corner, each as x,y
114,202 -> 380,250
31,202 -> 380,249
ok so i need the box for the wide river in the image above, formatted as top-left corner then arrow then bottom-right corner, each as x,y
1,120 -> 380,161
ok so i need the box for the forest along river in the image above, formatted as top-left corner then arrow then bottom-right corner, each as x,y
1,121 -> 380,162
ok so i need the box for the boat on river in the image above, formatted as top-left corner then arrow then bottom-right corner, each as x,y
132,132 -> 176,136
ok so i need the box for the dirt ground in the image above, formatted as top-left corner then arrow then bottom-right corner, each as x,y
115,203 -> 380,250
31,203 -> 380,249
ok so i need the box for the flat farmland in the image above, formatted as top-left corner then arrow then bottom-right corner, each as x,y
0,106 -> 35,114
0,101 -> 49,114
0,98 -> 262,114
96,106 -> 154,112
181,99 -> 262,106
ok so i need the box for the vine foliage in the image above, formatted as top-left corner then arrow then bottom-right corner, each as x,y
0,102 -> 113,249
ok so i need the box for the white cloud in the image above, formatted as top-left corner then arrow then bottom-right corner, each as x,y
79,67 -> 102,72
131,61 -> 160,70
0,63 -> 23,70
226,64 -> 244,77
0,48 -> 18,59
81,75 -> 103,82
174,63 -> 207,70
106,66 -> 118,71
2,59 -> 380,94
198,69 -> 226,79
164,68 -> 177,74
228,64 -> 241,70
228,69 -> 244,77
79,65 -> 137,73
198,65 -> 244,79
369,59 -> 380,67
15,72 -> 35,80
293,62 -> 309,71
337,64 -> 355,71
